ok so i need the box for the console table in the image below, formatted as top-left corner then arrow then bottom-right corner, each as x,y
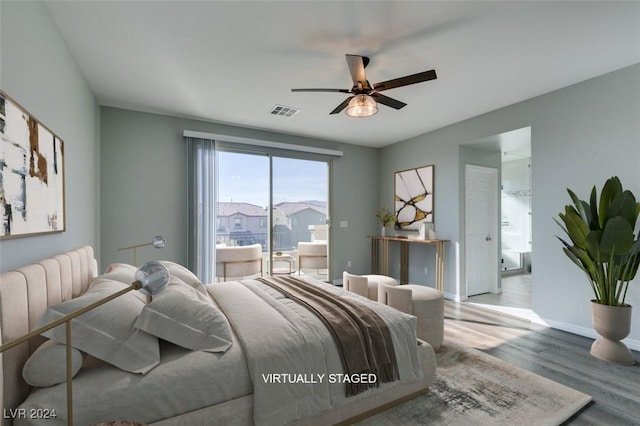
370,236 -> 448,292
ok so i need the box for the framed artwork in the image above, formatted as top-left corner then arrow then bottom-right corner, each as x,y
0,91 -> 65,239
394,164 -> 434,230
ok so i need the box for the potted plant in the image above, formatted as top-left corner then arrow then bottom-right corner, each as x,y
556,176 -> 640,365
376,207 -> 396,237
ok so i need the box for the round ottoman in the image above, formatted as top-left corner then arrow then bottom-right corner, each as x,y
377,283 -> 444,350
362,274 -> 399,301
404,284 -> 444,350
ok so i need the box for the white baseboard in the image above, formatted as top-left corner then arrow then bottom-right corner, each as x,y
444,292 -> 460,302
533,316 -> 640,352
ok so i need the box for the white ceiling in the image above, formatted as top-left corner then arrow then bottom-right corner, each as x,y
45,1 -> 640,148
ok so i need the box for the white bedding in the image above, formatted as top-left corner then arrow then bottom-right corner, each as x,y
209,277 -> 422,426
16,337 -> 252,425
16,276 -> 423,426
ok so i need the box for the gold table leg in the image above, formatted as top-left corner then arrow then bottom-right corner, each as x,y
400,241 -> 409,284
435,241 -> 445,292
381,239 -> 389,276
371,238 -> 379,274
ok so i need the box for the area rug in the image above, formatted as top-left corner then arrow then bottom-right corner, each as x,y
354,340 -> 592,425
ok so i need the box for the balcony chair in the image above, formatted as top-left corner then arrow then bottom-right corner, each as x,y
297,242 -> 327,276
215,243 -> 263,282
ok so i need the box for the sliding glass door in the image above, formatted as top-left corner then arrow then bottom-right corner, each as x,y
215,150 -> 330,281
272,157 -> 329,280
216,151 -> 269,250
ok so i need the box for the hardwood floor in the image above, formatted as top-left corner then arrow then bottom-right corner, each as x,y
444,300 -> 640,425
468,273 -> 532,309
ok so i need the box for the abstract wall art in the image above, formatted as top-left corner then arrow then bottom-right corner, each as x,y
394,164 -> 433,230
0,91 -> 65,239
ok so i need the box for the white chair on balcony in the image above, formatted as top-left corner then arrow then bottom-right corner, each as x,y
215,243 -> 263,282
308,224 -> 328,242
297,241 -> 327,276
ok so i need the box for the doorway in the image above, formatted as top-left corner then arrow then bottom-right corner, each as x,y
465,126 -> 532,313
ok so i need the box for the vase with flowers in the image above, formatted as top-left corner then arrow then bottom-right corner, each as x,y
376,207 -> 397,237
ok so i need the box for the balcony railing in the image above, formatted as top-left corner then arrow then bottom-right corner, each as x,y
216,230 -> 314,251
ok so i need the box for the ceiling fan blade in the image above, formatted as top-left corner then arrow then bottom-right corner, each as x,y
371,93 -> 407,110
291,88 -> 351,93
373,69 -> 437,92
345,54 -> 369,88
330,97 -> 353,115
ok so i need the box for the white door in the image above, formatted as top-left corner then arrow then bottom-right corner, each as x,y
465,165 -> 499,297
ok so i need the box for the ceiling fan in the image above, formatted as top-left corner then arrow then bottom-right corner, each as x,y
292,54 -> 437,117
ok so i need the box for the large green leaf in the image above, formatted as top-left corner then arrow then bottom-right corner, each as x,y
589,186 -> 599,230
600,216 -> 634,256
562,247 -> 587,273
568,188 -> 591,224
599,177 -> 623,228
617,190 -> 639,228
561,208 -> 590,248
559,239 -> 596,278
573,245 -> 597,277
619,254 -> 640,282
619,239 -> 640,281
585,230 -> 603,261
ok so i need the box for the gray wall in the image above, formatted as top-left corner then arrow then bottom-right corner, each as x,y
100,107 -> 379,281
0,1 -> 100,271
381,64 -> 640,348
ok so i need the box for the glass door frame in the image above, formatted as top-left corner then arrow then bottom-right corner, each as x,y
269,155 -> 331,281
215,143 -> 332,281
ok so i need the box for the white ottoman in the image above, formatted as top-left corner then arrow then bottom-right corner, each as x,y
378,283 -> 444,350
362,274 -> 399,301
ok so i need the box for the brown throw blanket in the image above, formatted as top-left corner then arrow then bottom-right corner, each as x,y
257,275 -> 399,396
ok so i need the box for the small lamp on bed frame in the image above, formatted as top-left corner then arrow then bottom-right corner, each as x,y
118,235 -> 166,265
0,262 -> 170,426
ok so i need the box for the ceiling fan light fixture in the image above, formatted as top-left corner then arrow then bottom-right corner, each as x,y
346,94 -> 377,118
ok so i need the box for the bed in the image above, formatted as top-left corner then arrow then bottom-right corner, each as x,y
0,246 -> 436,425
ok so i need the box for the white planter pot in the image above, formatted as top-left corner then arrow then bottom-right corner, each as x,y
590,301 -> 635,365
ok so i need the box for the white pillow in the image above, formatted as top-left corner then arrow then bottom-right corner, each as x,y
134,277 -> 233,353
23,340 -> 84,387
159,261 -> 208,295
102,262 -> 138,284
36,277 -> 160,374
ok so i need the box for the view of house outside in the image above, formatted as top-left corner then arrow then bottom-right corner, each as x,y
216,152 -> 328,252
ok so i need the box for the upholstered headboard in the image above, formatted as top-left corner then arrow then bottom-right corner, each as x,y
0,246 -> 98,425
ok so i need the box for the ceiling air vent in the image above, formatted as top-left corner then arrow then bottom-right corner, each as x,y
270,105 -> 300,117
